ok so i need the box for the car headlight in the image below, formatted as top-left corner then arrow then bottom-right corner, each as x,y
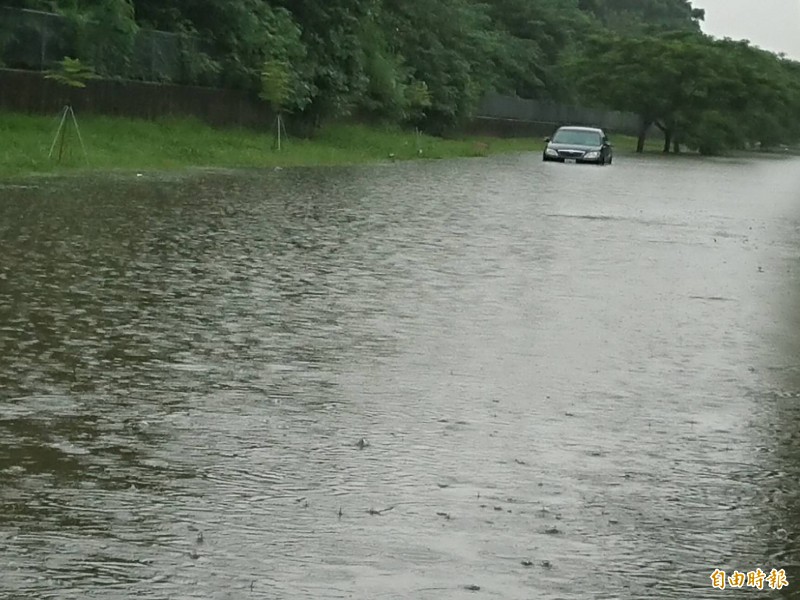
545,148 -> 559,157
584,151 -> 600,159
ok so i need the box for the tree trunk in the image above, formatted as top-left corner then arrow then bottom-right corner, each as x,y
636,120 -> 651,153
673,140 -> 681,154
662,129 -> 672,153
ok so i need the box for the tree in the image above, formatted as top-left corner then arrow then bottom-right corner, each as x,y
571,32 -> 800,154
273,0 -> 377,124
60,0 -> 139,77
484,0 -> 592,100
578,0 -> 704,33
135,0 -> 311,105
6,0 -> 799,150
381,0 -> 507,133
259,59 -> 291,149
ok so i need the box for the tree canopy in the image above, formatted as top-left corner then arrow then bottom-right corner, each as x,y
5,0 -> 800,152
570,32 -> 800,153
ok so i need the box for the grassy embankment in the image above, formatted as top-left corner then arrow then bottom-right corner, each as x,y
0,111 -> 650,179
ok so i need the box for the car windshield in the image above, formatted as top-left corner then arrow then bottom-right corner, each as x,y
552,129 -> 602,146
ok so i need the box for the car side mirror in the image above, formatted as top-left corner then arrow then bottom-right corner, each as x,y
544,137 -> 551,142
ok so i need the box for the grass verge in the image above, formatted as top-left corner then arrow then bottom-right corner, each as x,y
0,111 -> 649,179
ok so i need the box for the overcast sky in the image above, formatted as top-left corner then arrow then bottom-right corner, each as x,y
693,0 -> 800,59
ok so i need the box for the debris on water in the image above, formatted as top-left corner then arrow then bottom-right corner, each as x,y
463,584 -> 481,591
189,549 -> 200,560
338,506 -> 343,519
609,519 -> 619,525
541,560 -> 552,568
436,512 -> 451,520
356,438 -> 369,449
493,506 -> 503,511
564,412 -> 575,417
437,482 -> 450,488
521,560 -> 533,567
544,526 -> 561,535
514,459 -> 527,465
196,531 -> 204,544
368,505 -> 395,516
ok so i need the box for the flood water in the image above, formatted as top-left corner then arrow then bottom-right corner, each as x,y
2,153 -> 800,599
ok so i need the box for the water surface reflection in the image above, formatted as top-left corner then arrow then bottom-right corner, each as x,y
2,156 -> 800,598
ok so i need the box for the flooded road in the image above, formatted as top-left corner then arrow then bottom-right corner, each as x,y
2,153 -> 800,599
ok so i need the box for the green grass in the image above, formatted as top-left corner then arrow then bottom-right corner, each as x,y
0,111 -> 648,179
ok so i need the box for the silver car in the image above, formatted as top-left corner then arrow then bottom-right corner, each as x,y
543,126 -> 613,165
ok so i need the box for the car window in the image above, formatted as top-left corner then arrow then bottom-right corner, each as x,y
552,130 -> 602,146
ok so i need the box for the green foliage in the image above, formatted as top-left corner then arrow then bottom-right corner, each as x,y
578,0 -> 703,33
570,31 -> 800,154
175,29 -> 221,86
485,0 -> 592,99
61,0 -> 139,77
133,0 -> 312,108
271,0 -> 378,123
381,0 -> 504,132
357,15 -> 410,120
5,0 -> 800,153
259,60 -> 291,112
44,56 -> 97,88
404,80 -> 433,122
